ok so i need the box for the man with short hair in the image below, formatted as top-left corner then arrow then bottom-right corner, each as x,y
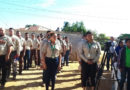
37,35 -> 41,66
0,27 -> 12,88
119,38 -> 130,90
79,31 -> 101,90
16,31 -> 25,74
24,33 -> 32,70
64,36 -> 72,66
30,33 -> 40,67
8,28 -> 20,80
40,31 -> 51,87
57,34 -> 66,67
106,36 -> 117,71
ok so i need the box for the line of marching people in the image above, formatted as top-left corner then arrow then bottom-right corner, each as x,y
0,27 -> 72,90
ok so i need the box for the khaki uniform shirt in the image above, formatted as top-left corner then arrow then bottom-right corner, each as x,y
32,38 -> 40,49
77,39 -> 86,60
57,39 -> 64,53
37,39 -> 41,50
25,38 -> 33,50
40,38 -> 49,59
9,35 -> 21,55
79,40 -> 101,63
18,37 -> 25,52
65,41 -> 72,50
42,39 -> 61,58
0,35 -> 13,55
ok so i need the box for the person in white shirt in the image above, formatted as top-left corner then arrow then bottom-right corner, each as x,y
8,28 -> 20,80
37,35 -> 41,66
16,31 -> 25,74
0,27 -> 12,88
64,36 -> 72,66
106,37 -> 117,71
30,33 -> 40,67
24,33 -> 32,70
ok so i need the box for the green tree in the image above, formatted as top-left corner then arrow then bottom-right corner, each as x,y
97,33 -> 109,50
62,21 -> 86,34
62,21 -> 70,32
25,24 -> 37,28
118,34 -> 130,40
25,24 -> 32,28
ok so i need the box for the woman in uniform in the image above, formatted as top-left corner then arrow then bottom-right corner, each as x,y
41,32 -> 61,90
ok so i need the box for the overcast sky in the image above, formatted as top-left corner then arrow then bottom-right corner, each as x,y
0,0 -> 130,37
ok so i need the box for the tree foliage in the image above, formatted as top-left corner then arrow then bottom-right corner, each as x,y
25,24 -> 37,28
96,34 -> 109,50
118,34 -> 130,40
62,21 -> 87,34
62,21 -> 110,50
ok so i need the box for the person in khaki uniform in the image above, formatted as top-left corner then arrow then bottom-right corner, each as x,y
79,31 -> 101,90
8,28 -> 20,80
57,34 -> 66,67
41,32 -> 62,90
30,33 -> 40,67
37,35 -> 41,66
0,28 -> 12,88
16,31 -> 26,75
64,36 -> 72,66
24,33 -> 32,70
40,31 -> 51,87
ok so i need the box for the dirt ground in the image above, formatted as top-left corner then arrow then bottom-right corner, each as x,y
1,61 -> 113,90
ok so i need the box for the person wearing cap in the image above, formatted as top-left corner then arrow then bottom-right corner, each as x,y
0,27 -> 12,88
30,33 -> 40,67
79,31 -> 101,90
41,32 -> 61,90
24,33 -> 32,70
64,36 -> 72,66
119,38 -> 130,90
16,31 -> 26,75
8,28 -> 20,80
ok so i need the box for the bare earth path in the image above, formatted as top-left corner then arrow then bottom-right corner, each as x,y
2,62 -> 112,90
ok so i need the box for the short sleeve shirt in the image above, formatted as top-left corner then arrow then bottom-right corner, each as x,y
65,41 -> 72,50
9,35 -> 21,55
0,35 -> 13,55
42,39 -> 62,58
19,37 -> 25,51
32,38 -> 40,49
25,38 -> 33,50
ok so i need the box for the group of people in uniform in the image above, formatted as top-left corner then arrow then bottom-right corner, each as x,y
0,27 -> 72,90
0,26 -> 130,90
